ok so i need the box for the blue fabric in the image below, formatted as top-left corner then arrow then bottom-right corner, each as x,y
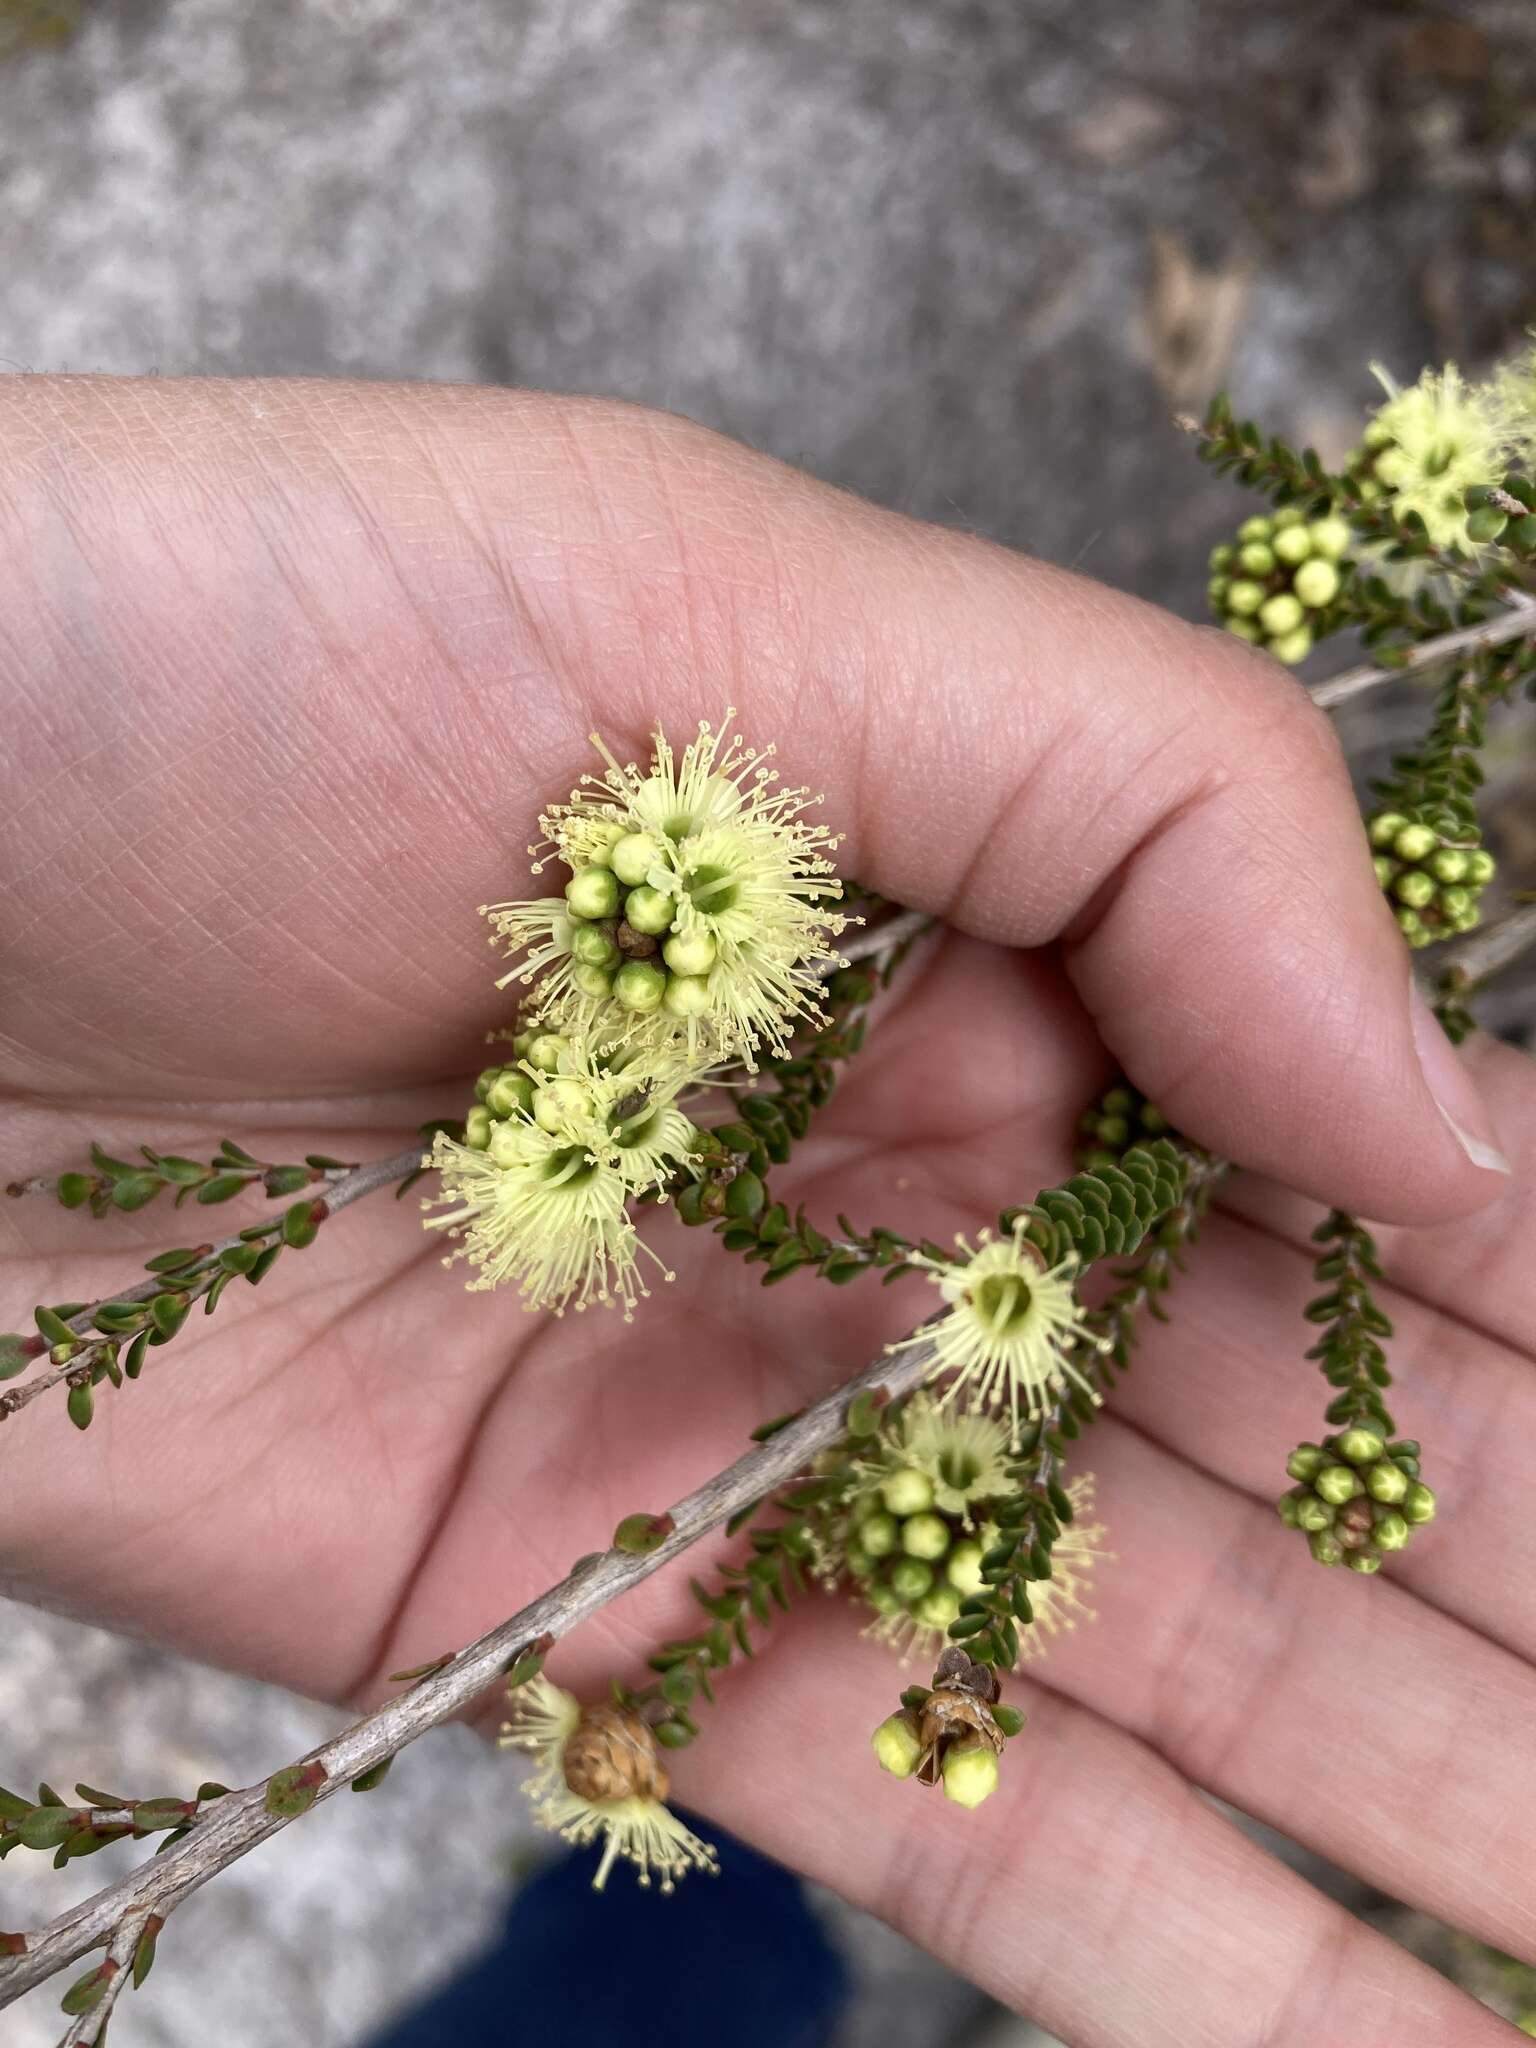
371,1820 -> 849,2048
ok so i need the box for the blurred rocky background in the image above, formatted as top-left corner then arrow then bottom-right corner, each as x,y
2,0 -> 1535,2041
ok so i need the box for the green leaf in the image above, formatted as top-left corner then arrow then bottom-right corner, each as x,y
263,1164 -> 312,1197
149,1294 -> 190,1341
55,1173 -> 94,1210
110,1174 -> 161,1212
281,1200 -> 322,1249
66,1381 -> 95,1431
144,1246 -> 204,1274
197,1174 -> 250,1205
0,1334 -> 33,1382
33,1305 -> 74,1346
216,1140 -> 260,1167
18,1806 -> 75,1851
612,1511 -> 675,1556
350,1756 -> 394,1793
264,1762 -> 327,1820
59,1964 -> 110,2016
133,1919 -> 160,1987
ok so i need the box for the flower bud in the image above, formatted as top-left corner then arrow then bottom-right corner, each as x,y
662,929 -> 718,977
1393,822 -> 1438,863
1402,1482 -> 1437,1525
941,1740 -> 1000,1809
889,1557 -> 935,1602
526,1032 -> 568,1073
1292,557 -> 1340,608
1267,625 -> 1313,666
571,923 -> 621,968
1225,579 -> 1265,616
623,886 -> 675,936
662,974 -> 712,1018
485,1070 -> 534,1118
1237,515 -> 1272,544
565,867 -> 621,921
1307,514 -> 1352,560
464,1106 -> 494,1150
1258,592 -> 1304,637
1439,885 -> 1473,921
1314,1463 -> 1363,1505
1368,811 -> 1409,848
534,1079 -> 590,1133
881,1467 -> 935,1516
871,1711 -> 924,1780
860,1511 -> 900,1558
613,960 -> 668,1012
1394,870 -> 1435,909
1238,542 -> 1276,576
572,962 -> 616,998
1272,523 -> 1313,566
1371,855 -> 1398,888
1371,1511 -> 1410,1552
1365,1460 -> 1409,1504
1465,848 -> 1495,884
1209,544 -> 1235,571
902,1513 -> 952,1562
1295,1493 -> 1334,1532
946,1540 -> 987,1595
914,1585 -> 963,1630
1428,848 -> 1468,884
1308,1529 -> 1346,1567
1286,1444 -> 1326,1482
1226,617 -> 1263,645
1334,1426 -> 1386,1465
607,831 -> 663,887
1345,1550 -> 1383,1574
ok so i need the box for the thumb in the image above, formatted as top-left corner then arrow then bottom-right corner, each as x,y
0,378 -> 1512,1227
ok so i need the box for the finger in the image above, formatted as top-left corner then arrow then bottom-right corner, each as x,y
1004,1416 -> 1536,1972
662,1606 -> 1510,2048
0,376 -> 1504,1219
1218,1032 -> 1536,1361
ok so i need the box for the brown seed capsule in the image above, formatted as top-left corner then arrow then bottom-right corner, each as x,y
615,922 -> 660,959
913,1653 -> 1006,1785
562,1705 -> 669,1805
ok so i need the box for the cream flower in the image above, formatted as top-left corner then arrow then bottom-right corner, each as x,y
485,714 -> 847,1067
898,1224 -> 1106,1442
1364,364 -> 1520,551
500,1677 -> 718,1893
423,1037 -> 703,1317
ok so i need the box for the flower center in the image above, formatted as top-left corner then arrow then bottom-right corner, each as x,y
684,862 -> 741,914
972,1272 -> 1032,1333
541,1145 -> 598,1190
938,1446 -> 982,1490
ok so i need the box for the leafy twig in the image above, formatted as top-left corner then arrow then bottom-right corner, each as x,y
1310,597 -> 1536,710
6,1139 -> 356,1216
0,1331 -> 944,2013
0,1145 -> 424,1423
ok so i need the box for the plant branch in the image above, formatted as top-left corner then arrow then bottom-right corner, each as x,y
0,1145 -> 425,1420
1435,902 -> 1536,987
1308,597 -> 1536,710
53,1908 -> 155,2047
0,1331 -> 940,2010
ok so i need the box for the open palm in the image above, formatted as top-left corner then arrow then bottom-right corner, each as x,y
2,377 -> 1530,2046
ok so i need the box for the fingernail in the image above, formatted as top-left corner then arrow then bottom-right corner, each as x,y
1409,975 -> 1510,1174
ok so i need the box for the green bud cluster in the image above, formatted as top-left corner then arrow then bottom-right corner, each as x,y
1277,1428 -> 1435,1571
1207,506 -> 1352,665
559,833 -> 719,1021
1366,807 -> 1494,949
463,1039 -> 549,1149
844,1465 -> 995,1640
1076,1081 -> 1172,1171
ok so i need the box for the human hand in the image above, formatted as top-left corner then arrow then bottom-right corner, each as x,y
0,378 -> 1526,2044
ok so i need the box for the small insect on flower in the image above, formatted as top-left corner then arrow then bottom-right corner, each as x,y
893,1223 -> 1108,1443
421,1036 -> 705,1318
500,1677 -> 718,1893
482,713 -> 848,1067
